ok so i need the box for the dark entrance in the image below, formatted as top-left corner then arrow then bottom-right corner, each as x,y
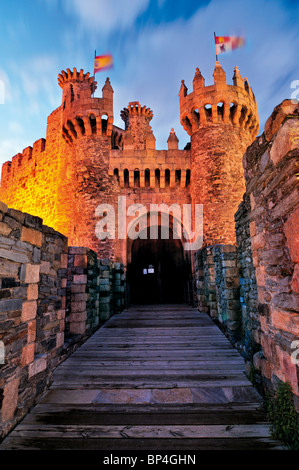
127,225 -> 189,304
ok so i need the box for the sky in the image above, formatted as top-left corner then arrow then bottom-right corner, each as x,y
0,0 -> 298,173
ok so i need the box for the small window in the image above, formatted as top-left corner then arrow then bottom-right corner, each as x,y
101,114 -> 108,135
165,169 -> 170,187
145,169 -> 150,188
186,169 -> 191,186
155,169 -> 160,186
113,168 -> 119,183
124,169 -> 129,188
134,169 -> 140,187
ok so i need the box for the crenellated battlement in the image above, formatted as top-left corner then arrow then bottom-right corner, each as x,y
120,101 -> 153,124
58,67 -> 97,95
179,62 -> 259,139
120,101 -> 156,150
59,69 -> 114,145
0,138 -> 46,186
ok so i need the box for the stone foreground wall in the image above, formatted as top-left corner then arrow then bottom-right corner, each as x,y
0,203 -> 126,439
242,100 -> 299,399
194,99 -> 299,406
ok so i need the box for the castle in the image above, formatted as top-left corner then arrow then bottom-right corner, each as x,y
0,63 -> 298,440
0,61 -> 259,303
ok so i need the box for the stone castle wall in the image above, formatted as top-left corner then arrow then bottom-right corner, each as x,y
0,201 -> 126,439
242,100 -> 299,398
194,100 -> 299,406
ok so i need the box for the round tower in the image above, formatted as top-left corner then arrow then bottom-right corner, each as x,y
120,101 -> 156,150
179,62 -> 259,246
56,68 -> 116,257
58,68 -> 114,144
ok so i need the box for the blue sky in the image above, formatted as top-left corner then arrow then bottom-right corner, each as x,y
0,0 -> 298,172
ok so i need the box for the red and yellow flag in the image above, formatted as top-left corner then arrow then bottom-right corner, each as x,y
215,36 -> 245,55
94,54 -> 113,73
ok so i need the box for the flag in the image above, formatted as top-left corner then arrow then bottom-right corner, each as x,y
214,36 -> 245,55
94,54 -> 113,73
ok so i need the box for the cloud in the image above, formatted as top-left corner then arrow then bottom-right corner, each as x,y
108,0 -> 299,148
62,0 -> 150,33
0,68 -> 12,104
10,55 -> 60,114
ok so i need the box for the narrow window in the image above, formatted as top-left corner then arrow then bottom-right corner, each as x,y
113,168 -> 119,183
186,169 -> 191,186
165,169 -> 170,187
145,168 -> 150,188
124,169 -> 129,188
101,114 -> 108,135
134,169 -> 140,187
175,169 -> 181,185
155,169 -> 160,187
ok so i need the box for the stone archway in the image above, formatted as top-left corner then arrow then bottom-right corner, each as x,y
127,223 -> 189,304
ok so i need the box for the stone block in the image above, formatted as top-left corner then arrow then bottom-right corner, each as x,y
0,298 -> 23,312
28,354 -> 47,378
73,274 -> 87,285
24,213 -> 43,230
271,308 -> 299,335
276,346 -> 299,395
2,376 -> 20,422
255,265 -> 266,287
71,301 -> 86,313
0,201 -> 8,213
56,332 -> 64,348
74,254 -> 87,267
27,320 -> 36,343
0,247 -> 29,264
0,222 -> 12,236
21,226 -> 42,247
40,260 -> 50,274
291,264 -> 299,293
21,263 -> 40,284
272,293 -> 299,312
270,118 -> 299,165
264,99 -> 299,141
69,321 -> 86,335
21,342 -> 35,366
284,207 -> 299,263
27,283 -> 38,300
250,232 -> 265,251
21,301 -> 37,322
8,208 -> 26,224
261,334 -> 279,367
70,311 -> 87,323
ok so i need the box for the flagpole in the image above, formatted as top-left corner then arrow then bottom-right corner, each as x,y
214,32 -> 218,62
93,49 -> 96,98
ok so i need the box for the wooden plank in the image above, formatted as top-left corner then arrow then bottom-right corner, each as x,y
0,436 -> 285,451
8,423 -> 274,439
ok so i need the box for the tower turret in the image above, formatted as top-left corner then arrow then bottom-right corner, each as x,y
58,68 -> 114,144
121,101 -> 156,150
56,68 -> 115,256
179,62 -> 259,246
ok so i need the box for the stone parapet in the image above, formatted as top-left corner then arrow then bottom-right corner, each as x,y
241,99 -> 299,398
179,62 -> 259,139
0,203 -> 126,440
